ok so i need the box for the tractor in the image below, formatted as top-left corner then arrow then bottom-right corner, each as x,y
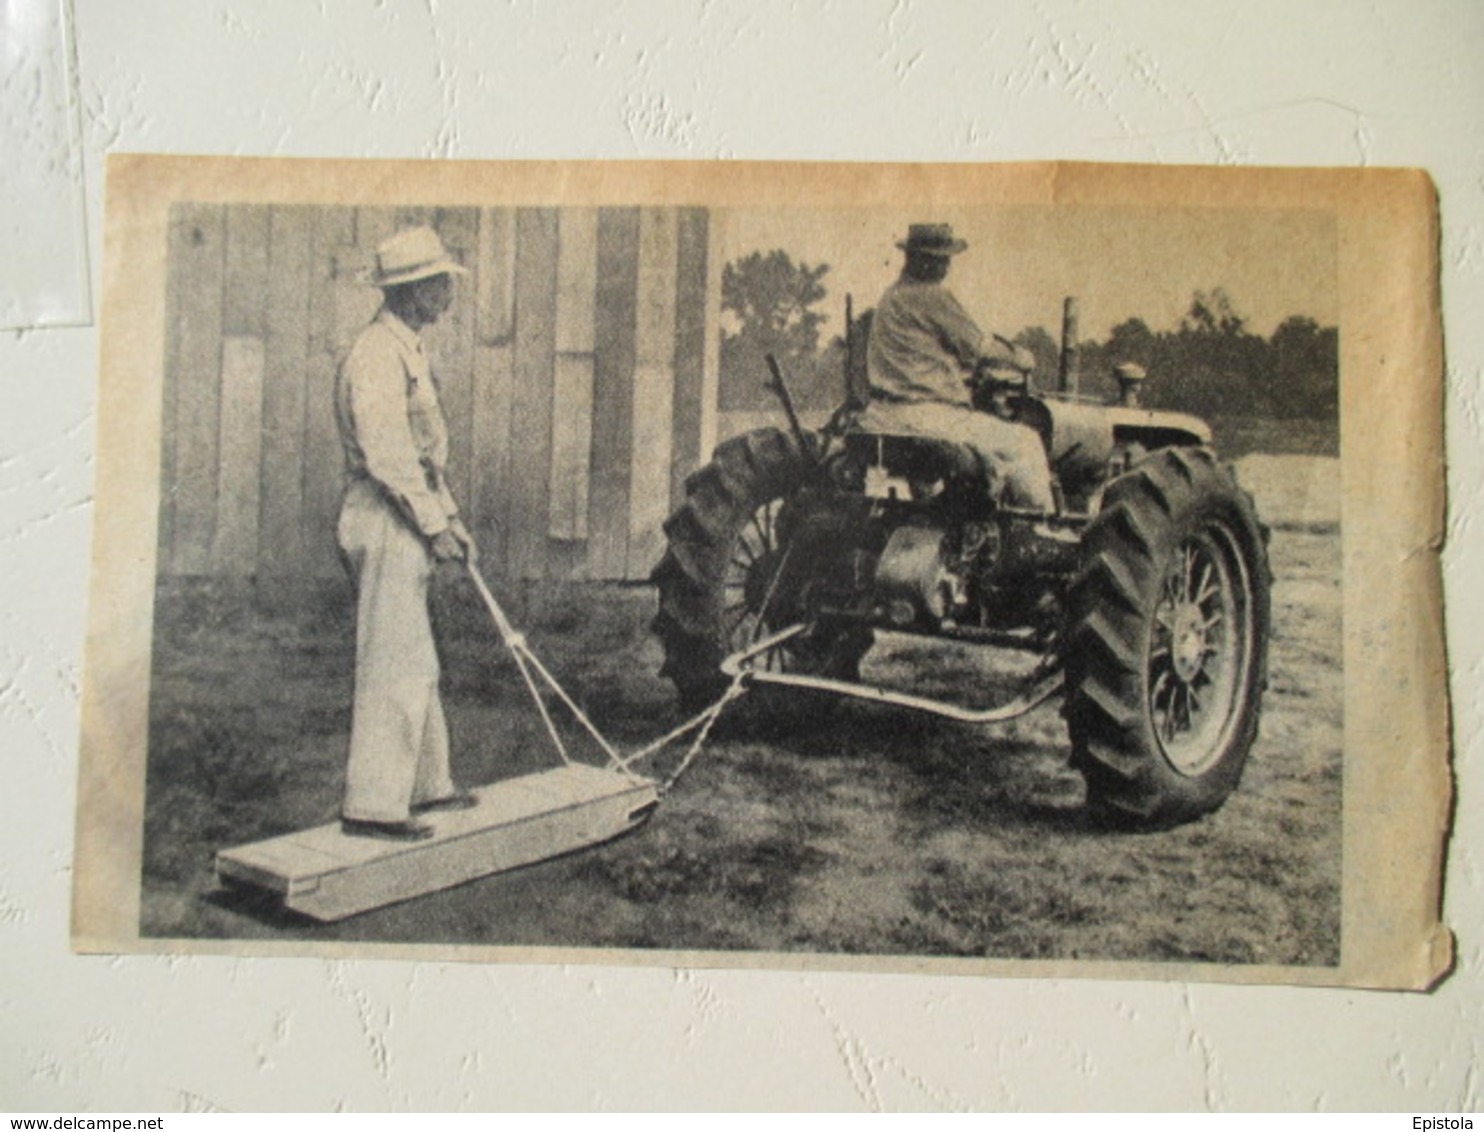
650,300 -> 1270,829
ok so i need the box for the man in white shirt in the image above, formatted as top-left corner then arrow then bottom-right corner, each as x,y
335,226 -> 478,841
862,223 -> 1054,512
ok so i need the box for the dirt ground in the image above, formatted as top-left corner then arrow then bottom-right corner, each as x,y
139,456 -> 1343,968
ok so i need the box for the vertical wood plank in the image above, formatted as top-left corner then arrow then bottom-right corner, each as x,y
469,208 -> 517,573
470,342 -> 514,573
213,336 -> 265,573
394,205 -> 435,231
169,203 -> 226,575
670,207 -> 710,511
555,209 -> 598,354
550,209 -> 598,547
626,209 -> 679,580
223,204 -> 270,337
431,207 -> 478,514
301,206 -> 357,578
210,205 -> 271,575
259,205 -> 313,586
157,205 -> 192,572
332,246 -> 382,351
356,206 -> 396,259
587,207 -> 639,579
549,354 -> 594,542
700,207 -> 724,464
477,207 -> 515,345
509,208 -> 559,580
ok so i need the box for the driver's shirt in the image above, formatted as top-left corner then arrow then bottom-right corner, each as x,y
866,275 -> 985,407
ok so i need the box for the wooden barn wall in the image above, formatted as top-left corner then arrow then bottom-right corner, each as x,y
158,202 -> 716,585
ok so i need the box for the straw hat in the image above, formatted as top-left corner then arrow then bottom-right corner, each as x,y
365,226 -> 468,287
896,222 -> 969,257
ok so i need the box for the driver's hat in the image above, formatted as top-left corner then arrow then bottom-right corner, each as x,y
896,223 -> 968,257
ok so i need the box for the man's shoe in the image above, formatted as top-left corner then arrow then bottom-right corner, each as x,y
340,817 -> 436,842
412,791 -> 478,813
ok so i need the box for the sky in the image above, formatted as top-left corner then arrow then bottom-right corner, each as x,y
715,204 -> 1339,345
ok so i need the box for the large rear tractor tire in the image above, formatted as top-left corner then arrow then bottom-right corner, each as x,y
651,428 -> 872,715
1064,446 -> 1270,829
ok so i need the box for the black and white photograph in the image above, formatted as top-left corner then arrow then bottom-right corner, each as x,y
75,158 -> 1447,986
11,2 -> 1479,1114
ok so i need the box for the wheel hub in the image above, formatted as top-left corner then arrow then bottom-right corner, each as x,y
1170,604 -> 1208,682
1146,530 -> 1254,778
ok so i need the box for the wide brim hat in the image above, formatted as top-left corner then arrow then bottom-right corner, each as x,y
896,222 -> 968,257
364,225 -> 469,287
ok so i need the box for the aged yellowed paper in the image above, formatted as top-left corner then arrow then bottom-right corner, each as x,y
75,157 -> 1449,988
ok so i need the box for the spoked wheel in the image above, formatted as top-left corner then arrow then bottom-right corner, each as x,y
1145,528 -> 1252,777
1065,446 -> 1270,829
652,428 -> 872,714
723,497 -> 791,667
1148,533 -> 1254,776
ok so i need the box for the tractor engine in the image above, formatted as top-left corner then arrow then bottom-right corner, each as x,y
786,432 -> 1078,639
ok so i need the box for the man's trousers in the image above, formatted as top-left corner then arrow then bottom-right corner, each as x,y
336,479 -> 457,822
855,399 -> 1056,511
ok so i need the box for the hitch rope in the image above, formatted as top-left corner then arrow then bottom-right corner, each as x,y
467,564 -> 749,792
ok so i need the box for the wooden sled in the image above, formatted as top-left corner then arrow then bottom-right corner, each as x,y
215,763 -> 658,922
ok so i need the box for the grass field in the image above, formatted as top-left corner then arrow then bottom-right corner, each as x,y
138,454 -> 1342,968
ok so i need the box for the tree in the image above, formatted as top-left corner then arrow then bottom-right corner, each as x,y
1011,325 -> 1060,390
1182,288 -> 1247,337
1105,317 -> 1157,368
1269,315 -> 1339,419
719,250 -> 833,410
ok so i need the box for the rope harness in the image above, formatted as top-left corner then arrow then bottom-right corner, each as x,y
466,562 -> 1060,800
468,565 -> 748,796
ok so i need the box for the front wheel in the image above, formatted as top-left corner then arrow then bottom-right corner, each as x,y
1064,446 -> 1271,829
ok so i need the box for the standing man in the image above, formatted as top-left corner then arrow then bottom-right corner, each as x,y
336,226 -> 478,841
863,223 -> 1055,512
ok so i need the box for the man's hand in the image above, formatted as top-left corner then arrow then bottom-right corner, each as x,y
449,519 -> 479,565
430,529 -> 466,562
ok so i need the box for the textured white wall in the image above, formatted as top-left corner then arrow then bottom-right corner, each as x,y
4,0 -> 1481,1111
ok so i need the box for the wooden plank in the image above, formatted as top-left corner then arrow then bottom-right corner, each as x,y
332,247 -> 382,349
549,353 -> 594,542
213,204 -> 270,575
258,205 -> 313,587
549,209 -> 599,546
544,539 -> 587,582
699,207 -> 724,464
469,207 -> 517,572
670,207 -> 710,512
555,208 -> 598,354
301,207 -> 358,578
476,207 -> 515,345
432,208 -> 478,514
626,209 -> 679,579
393,205 -> 435,231
355,206 -> 396,258
470,343 -> 514,573
509,208 -> 559,580
223,204 -> 270,337
157,206 -> 192,572
215,764 -> 659,922
587,208 -> 639,579
212,336 -> 265,573
168,203 -> 226,575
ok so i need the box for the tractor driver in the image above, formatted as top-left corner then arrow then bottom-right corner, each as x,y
862,223 -> 1055,513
